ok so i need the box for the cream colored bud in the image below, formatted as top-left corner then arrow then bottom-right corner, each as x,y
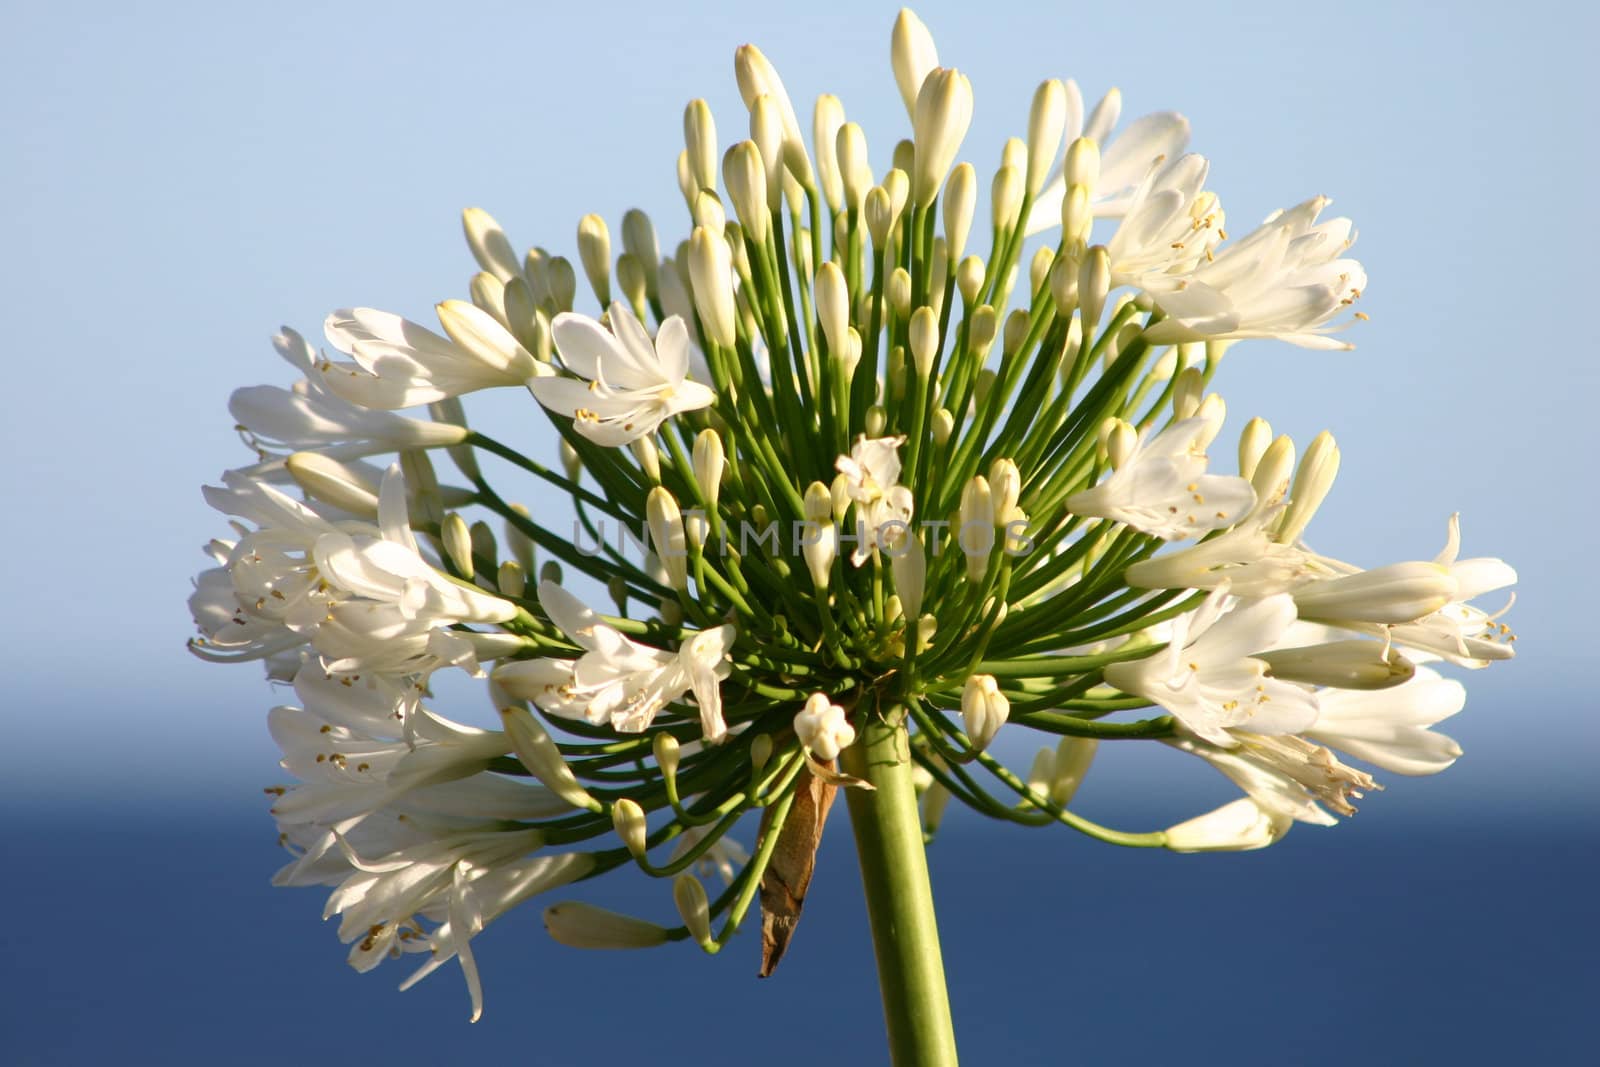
674,874 -> 714,949
1050,738 -> 1097,807
864,186 -> 895,249
1061,184 -> 1092,249
1064,136 -> 1100,193
1079,245 -> 1111,333
941,162 -> 976,263
615,253 -> 647,314
886,346 -> 907,402
1001,136 -> 1027,173
1294,563 -> 1458,625
891,7 -> 940,117
722,141 -> 769,242
813,94 -> 846,211
612,798 -> 649,861
883,168 -> 910,223
749,732 -> 774,772
1193,394 -> 1226,450
461,207 -> 520,282
500,705 -> 598,811
815,260 -> 850,355
543,902 -> 670,950
1026,79 -> 1068,196
865,404 -> 888,437
890,531 -> 926,619
1173,367 -> 1205,420
1278,431 -> 1340,545
1049,252 -> 1079,310
893,137 -> 916,177
441,513 -> 474,578
687,196 -> 722,239
285,452 -> 380,518
653,732 -> 681,783
932,407 -> 955,445
683,99 -> 718,193
469,271 -> 507,327
576,214 -> 612,306
991,164 -> 1023,230
840,327 -> 863,380
497,561 -> 526,598
959,475 -> 995,581
505,503 -> 535,571
688,226 -> 737,348
559,440 -> 582,484
1103,417 -> 1137,470
546,256 -> 577,313
630,437 -> 661,484
501,276 -> 540,353
988,458 -> 1021,525
968,305 -> 998,359
955,256 -> 985,307
733,44 -> 810,186
972,367 -> 997,406
923,780 -> 952,836
1260,641 -> 1417,690
1002,308 -> 1031,360
676,149 -> 697,210
794,692 -> 856,762
887,267 -> 912,319
647,487 -> 688,592
837,122 -> 872,212
1252,435 -> 1296,508
1026,748 -> 1054,797
792,224 -> 813,279
1165,799 -> 1291,852
399,448 -> 441,526
621,209 -> 660,298
1029,245 -> 1055,297
913,67 -> 973,206
909,306 -> 939,378
749,96 -> 786,212
960,673 -> 1009,753
693,429 -> 725,510
1238,417 -> 1273,479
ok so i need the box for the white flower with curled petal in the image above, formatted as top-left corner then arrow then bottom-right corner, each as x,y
319,301 -> 543,410
1102,154 -> 1225,287
230,326 -> 468,467
836,434 -> 915,565
1102,587 -> 1317,747
528,303 -> 715,446
1026,86 -> 1193,233
1305,666 -> 1466,776
1142,196 -> 1366,350
794,693 -> 856,761
1065,416 -> 1255,540
1166,731 -> 1378,825
493,581 -> 736,741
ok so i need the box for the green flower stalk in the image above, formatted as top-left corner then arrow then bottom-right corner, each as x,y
188,7 -> 1517,1059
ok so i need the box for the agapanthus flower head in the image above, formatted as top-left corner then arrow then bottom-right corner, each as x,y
190,7 -> 1517,1024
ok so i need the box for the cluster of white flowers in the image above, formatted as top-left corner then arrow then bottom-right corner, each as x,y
190,7 -> 1515,1019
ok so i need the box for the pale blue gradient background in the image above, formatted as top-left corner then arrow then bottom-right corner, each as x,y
1,1 -> 1595,1063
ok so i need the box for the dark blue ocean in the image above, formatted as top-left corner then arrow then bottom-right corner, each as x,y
2,787 -> 1593,1066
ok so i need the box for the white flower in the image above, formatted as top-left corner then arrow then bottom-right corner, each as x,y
1103,588 -> 1317,747
493,581 -> 737,741
836,435 -> 915,565
1164,798 -> 1293,852
1065,416 -> 1255,540
794,693 -> 856,761
1167,731 -> 1378,825
1124,507 -> 1311,596
528,303 -> 715,446
230,326 -> 467,467
1102,154 -> 1225,287
1142,196 -> 1366,350
1305,666 -> 1466,775
319,302 -> 542,410
1026,89 -> 1193,232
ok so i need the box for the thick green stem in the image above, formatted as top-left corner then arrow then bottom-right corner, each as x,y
841,718 -> 959,1067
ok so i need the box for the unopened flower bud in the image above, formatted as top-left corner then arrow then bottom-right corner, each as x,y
441,513 -> 474,578
559,439 -> 582,483
576,213 -> 612,307
630,436 -> 661,484
497,560 -> 526,598
749,96 -> 786,212
939,161 -> 977,264
691,190 -> 726,234
1029,245 -> 1055,297
749,733 -> 774,772
1026,747 -> 1054,797
992,164 -> 1023,230
461,206 -> 520,282
1165,799 -> 1290,853
733,44 -> 810,186
683,99 -> 718,194
956,255 -> 984,307
893,137 -> 916,177
932,407 -> 955,445
647,488 -> 688,592
621,209 -> 660,298
612,798 -> 649,861
972,367 -> 997,406
543,902 -> 670,950
909,306 -> 939,377
887,267 -> 912,319
1026,79 -> 1068,196
399,449 -> 442,526
1049,252 -> 1079,310
961,673 -> 1009,752
891,7 -> 939,117
285,452 -> 380,518
1050,738 -> 1096,807
864,186 -> 895,249
1294,562 -> 1457,625
1261,640 -> 1417,690
890,531 -> 926,618
1173,367 -> 1205,420
959,476 -> 995,581
865,405 -> 888,438
837,122 -> 872,212
1238,417 -> 1273,478
1002,308 -> 1031,360
505,503 -> 535,571
813,94 -> 846,211
692,429 -> 725,510
1278,431 -> 1340,545
1064,136 -> 1100,194
1060,184 -> 1092,249
1251,434 -> 1297,508
721,141 -> 768,242
674,874 -> 713,949
499,705 -> 599,811
988,458 -> 1022,525
546,256 -> 577,313
1102,417 -> 1137,470
1078,245 -> 1111,333
923,780 -> 952,836
688,226 -> 737,349
469,271 -> 507,326
968,305 -> 998,357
